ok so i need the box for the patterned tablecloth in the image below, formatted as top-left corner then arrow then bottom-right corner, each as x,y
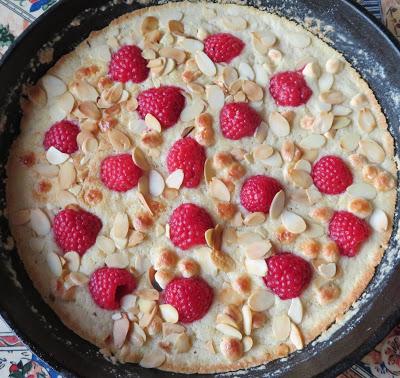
1,1 -> 400,377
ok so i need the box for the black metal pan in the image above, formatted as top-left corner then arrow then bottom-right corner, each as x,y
0,0 -> 399,376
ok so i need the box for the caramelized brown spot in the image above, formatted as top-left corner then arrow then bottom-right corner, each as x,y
38,180 -> 52,193
75,65 -> 100,80
84,188 -> 103,206
20,152 -> 36,167
217,202 -> 237,221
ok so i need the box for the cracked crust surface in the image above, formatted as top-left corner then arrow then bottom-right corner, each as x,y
6,1 -> 397,374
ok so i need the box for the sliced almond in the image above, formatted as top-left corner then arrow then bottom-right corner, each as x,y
159,304 -> 179,323
162,323 -> 185,337
263,152 -> 283,167
318,72 -> 334,92
346,183 -> 377,200
64,251 -> 80,272
281,211 -> 306,234
58,162 -> 76,189
358,108 -> 376,133
245,240 -> 272,259
41,75 -> 66,97
220,337 -> 243,361
242,305 -> 252,336
11,209 -> 31,226
243,212 -> 265,226
359,139 -> 385,163
223,16 -> 247,31
245,258 -> 268,277
139,350 -> 165,368
46,146 -> 69,165
216,323 -> 242,340
165,169 -> 184,189
248,289 -> 274,312
180,97 -> 205,122
209,178 -> 230,202
174,332 -> 191,353
287,32 -> 311,48
34,163 -> 59,178
195,51 -> 216,77
300,134 -> 326,149
290,323 -> 304,349
351,93 -> 368,107
70,80 -> 98,102
30,209 -> 51,236
108,129 -> 131,151
206,85 -> 225,111
268,48 -> 283,64
288,298 -> 303,324
132,147 -> 150,171
251,31 -> 276,53
113,315 -> 130,348
238,62 -> 255,80
319,90 -> 344,105
159,47 -> 185,64
105,253 -> 129,269
68,271 -> 89,286
269,190 -> 285,219
340,132 -> 360,152
145,113 -> 162,132
288,169 -> 312,189
179,38 -> 204,53
370,209 -> 388,232
253,144 -> 273,161
272,314 -> 291,341
294,160 -> 312,173
243,336 -> 253,352
211,249 -> 235,273
222,67 -> 239,87
242,80 -> 263,102
217,313 -> 239,329
47,252 -> 62,277
269,111 -> 290,137
149,170 -> 165,197
141,16 -> 159,35
112,212 -> 129,239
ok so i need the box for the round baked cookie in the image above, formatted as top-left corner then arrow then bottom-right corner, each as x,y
6,1 -> 397,374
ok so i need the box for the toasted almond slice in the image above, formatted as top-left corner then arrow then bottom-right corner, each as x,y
370,209 -> 388,232
11,209 -> 31,226
180,97 -> 205,122
113,212 -> 129,239
69,272 -> 89,286
141,16 -> 159,34
179,38 -> 204,53
318,72 -> 334,92
269,190 -> 285,219
242,80 -> 263,102
121,294 -> 137,311
174,332 -> 191,353
288,32 -> 311,48
105,253 -> 129,269
149,169 -> 165,197
290,323 -> 304,349
223,16 -> 247,31
340,132 -> 360,152
351,93 -> 368,107
166,169 -> 184,189
288,298 -> 303,324
358,108 -> 376,133
59,162 -> 76,189
47,252 -> 62,277
206,85 -> 225,111
243,212 -> 265,226
359,139 -> 385,163
217,313 -> 239,329
46,146 -> 69,165
326,58 -> 343,74
318,262 -> 337,279
346,183 -> 377,200
145,113 -> 162,132
333,116 -> 351,130
82,137 -> 98,154
243,336 -> 253,352
245,258 -> 268,276
209,178 -> 230,202
253,144 -> 273,161
237,232 -> 263,245
269,111 -> 290,137
205,228 -> 214,248
251,31 -> 276,53
113,315 -> 130,348
162,322 -> 185,337
303,62 -> 321,79
248,289 -> 274,312
300,134 -> 326,149
238,62 -> 255,80
132,146 -> 150,171
281,211 -> 306,234
108,129 -> 131,151
263,152 -> 283,167
242,305 -> 252,336
139,350 -> 166,368
211,249 -> 235,273
319,90 -> 344,104
30,209 -> 51,236
216,323 -> 243,340
70,80 -> 98,102
78,101 -> 101,120
41,75 -> 66,97
294,160 -> 312,173
195,51 -> 216,77
97,236 -> 116,255
245,240 -> 272,259
222,67 -> 239,87
159,47 -> 186,64
289,169 -> 312,189
34,163 -> 59,178
159,304 -> 179,323
272,314 -> 291,341
56,91 -> 74,115
64,251 -> 80,272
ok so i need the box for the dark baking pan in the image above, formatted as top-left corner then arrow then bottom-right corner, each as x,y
0,0 -> 399,377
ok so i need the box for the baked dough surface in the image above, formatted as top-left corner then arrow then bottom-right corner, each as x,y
6,1 -> 397,373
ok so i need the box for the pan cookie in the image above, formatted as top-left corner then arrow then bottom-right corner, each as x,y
7,2 -> 397,373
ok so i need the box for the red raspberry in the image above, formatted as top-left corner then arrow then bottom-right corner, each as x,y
204,33 -> 245,63
169,203 -> 214,250
167,137 -> 206,188
328,211 -> 370,257
311,155 -> 353,195
269,71 -> 312,107
220,102 -> 261,140
53,208 -> 102,255
137,86 -> 185,129
89,267 -> 136,310
43,120 -> 79,154
240,175 -> 283,213
100,154 -> 142,192
108,45 -> 149,83
163,277 -> 213,323
263,252 -> 312,300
